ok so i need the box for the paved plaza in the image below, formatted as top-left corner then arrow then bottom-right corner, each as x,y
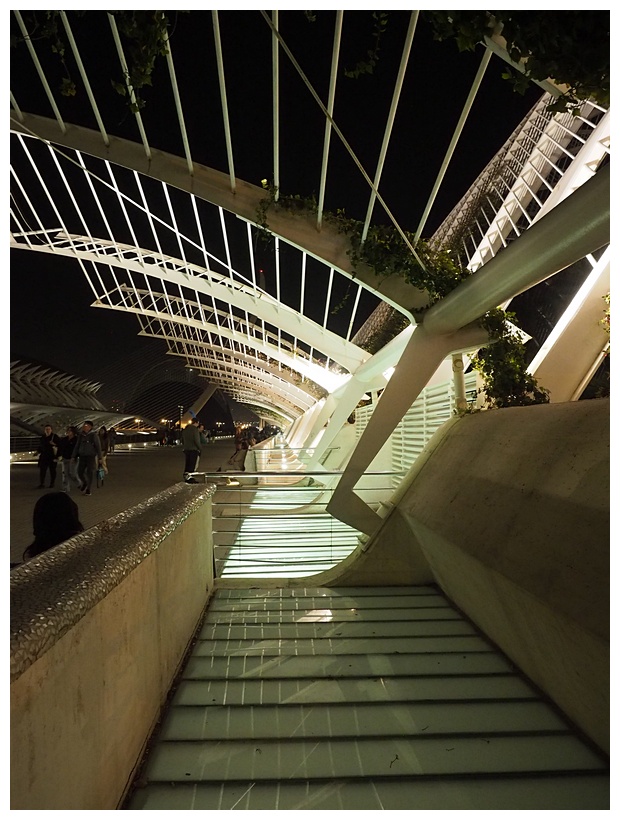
10,439 -> 236,566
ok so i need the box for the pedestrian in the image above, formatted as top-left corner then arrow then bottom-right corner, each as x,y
98,425 -> 110,474
108,426 -> 117,453
36,423 -> 61,489
72,420 -> 103,496
22,492 -> 84,563
58,425 -> 79,493
181,418 -> 202,483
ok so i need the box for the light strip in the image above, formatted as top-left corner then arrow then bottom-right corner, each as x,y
162,182 -> 187,267
362,11 -> 417,243
346,284 -> 363,342
414,47 -> 492,244
272,10 -> 279,198
323,268 -> 334,328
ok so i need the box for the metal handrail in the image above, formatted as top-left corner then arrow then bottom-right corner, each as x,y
192,470 -> 406,478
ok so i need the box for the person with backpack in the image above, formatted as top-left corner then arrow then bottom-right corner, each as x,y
72,420 -> 103,496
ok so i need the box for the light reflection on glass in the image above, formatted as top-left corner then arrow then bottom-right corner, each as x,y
296,609 -> 333,622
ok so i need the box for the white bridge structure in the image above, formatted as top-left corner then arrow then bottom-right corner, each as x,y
9,11 -> 610,811
10,10 -> 609,535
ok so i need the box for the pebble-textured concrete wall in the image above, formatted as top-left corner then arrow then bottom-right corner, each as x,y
11,482 -> 216,809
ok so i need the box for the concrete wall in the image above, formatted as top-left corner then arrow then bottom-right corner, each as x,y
329,399 -> 609,753
11,483 -> 216,810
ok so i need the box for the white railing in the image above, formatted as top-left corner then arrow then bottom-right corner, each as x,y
191,469 -> 404,579
355,371 -> 481,487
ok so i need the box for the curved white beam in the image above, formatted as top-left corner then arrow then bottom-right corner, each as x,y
10,114 -> 429,315
423,164 -> 610,336
13,233 -> 368,377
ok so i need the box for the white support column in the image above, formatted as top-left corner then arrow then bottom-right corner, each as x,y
327,322 -> 490,535
452,354 -> 467,413
298,396 -> 336,450
304,378 -> 371,469
180,385 -> 217,425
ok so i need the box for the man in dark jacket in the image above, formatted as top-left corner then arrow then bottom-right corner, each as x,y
36,423 -> 61,489
181,418 -> 202,482
72,420 -> 103,496
58,425 -> 79,493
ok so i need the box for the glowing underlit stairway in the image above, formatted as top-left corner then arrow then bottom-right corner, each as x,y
126,586 -> 609,810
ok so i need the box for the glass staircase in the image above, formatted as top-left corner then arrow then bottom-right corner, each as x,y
125,585 -> 609,810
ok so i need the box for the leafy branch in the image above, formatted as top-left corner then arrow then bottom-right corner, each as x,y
254,187 -> 548,408
424,11 -> 609,115
11,11 -> 77,97
109,11 -> 171,113
12,10 -> 175,113
471,309 -> 549,408
344,12 -> 388,79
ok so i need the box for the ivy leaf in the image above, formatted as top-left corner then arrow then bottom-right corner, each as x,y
60,77 -> 76,97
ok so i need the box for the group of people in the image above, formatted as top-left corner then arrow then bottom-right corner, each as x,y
37,421 -> 116,496
181,418 -> 250,483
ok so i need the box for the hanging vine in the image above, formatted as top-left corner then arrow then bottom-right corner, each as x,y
12,10 -> 177,113
255,184 -> 549,409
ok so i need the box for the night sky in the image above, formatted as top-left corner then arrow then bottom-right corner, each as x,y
10,10 -> 543,404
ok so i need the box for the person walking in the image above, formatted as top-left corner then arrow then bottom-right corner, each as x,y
181,418 -> 202,483
98,425 -> 110,474
72,420 -> 103,496
36,423 -> 61,489
58,425 -> 79,493
108,426 -> 117,453
194,423 -> 210,471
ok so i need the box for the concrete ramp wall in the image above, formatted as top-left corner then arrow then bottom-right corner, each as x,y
332,399 -> 610,753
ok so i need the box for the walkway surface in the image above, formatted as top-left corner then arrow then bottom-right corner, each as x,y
125,585 -> 610,810
10,440 -> 236,566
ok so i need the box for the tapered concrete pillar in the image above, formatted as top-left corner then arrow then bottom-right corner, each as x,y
180,385 -> 217,426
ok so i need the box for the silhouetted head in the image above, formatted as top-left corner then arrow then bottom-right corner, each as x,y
23,492 -> 85,562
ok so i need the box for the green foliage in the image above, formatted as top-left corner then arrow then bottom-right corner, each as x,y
110,11 -> 171,113
471,309 -> 550,408
255,189 -> 549,408
12,10 -> 173,112
424,11 -> 609,114
601,292 -> 610,335
344,12 -> 388,79
12,11 -> 77,97
345,223 -> 471,306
